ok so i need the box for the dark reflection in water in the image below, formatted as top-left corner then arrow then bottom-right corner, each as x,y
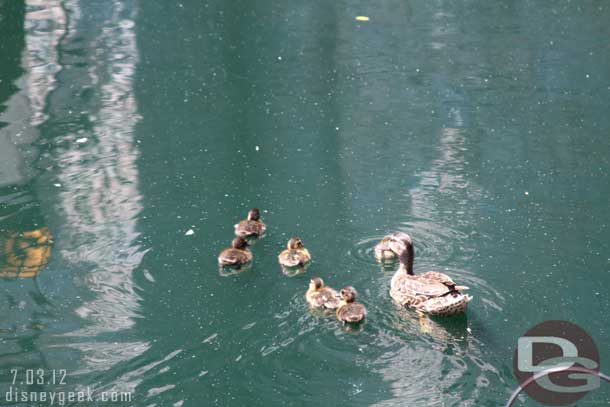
0,0 -> 152,398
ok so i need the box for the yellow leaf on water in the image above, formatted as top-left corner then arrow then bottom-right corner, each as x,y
355,16 -> 370,21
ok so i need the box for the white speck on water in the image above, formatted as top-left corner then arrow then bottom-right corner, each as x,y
242,322 -> 257,330
585,74 -> 590,78
235,355 -> 242,362
255,145 -> 260,151
185,229 -> 195,236
198,370 -> 208,377
277,56 -> 282,61
142,269 -> 156,282
53,183 -> 61,187
203,333 -> 218,344
467,327 -> 472,334
76,137 -> 88,143
524,191 -> 529,195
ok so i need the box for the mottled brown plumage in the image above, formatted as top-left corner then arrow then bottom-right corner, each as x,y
234,208 -> 266,238
218,237 -> 253,266
336,286 -> 366,323
278,237 -> 311,268
306,277 -> 341,309
385,232 -> 472,316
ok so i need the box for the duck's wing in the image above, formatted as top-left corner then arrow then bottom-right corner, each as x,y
320,288 -> 341,309
278,249 -> 309,267
337,303 -> 366,322
396,275 -> 450,298
218,248 -> 252,265
418,292 -> 472,316
307,289 -> 339,309
418,271 -> 455,285
417,271 -> 469,290
235,220 -> 266,237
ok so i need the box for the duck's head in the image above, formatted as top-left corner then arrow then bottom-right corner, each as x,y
231,236 -> 249,250
309,277 -> 324,291
340,286 -> 357,303
247,208 -> 261,221
287,237 -> 304,250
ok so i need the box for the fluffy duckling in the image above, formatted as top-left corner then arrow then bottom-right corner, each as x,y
278,237 -> 311,268
336,286 -> 367,323
374,231 -> 412,261
305,277 -> 341,309
218,237 -> 252,267
234,208 -> 266,238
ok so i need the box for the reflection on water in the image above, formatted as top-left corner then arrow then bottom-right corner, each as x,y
45,0 -> 150,378
56,0 -> 143,337
1,0 -> 609,405
24,0 -> 65,127
0,0 -> 149,387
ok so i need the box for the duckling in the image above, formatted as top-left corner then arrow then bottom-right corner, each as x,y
305,277 -> 341,309
218,237 -> 252,267
278,237 -> 311,268
336,286 -> 367,323
234,208 -> 266,238
374,231 -> 412,262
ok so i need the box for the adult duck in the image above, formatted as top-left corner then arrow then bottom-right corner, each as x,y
387,233 -> 472,316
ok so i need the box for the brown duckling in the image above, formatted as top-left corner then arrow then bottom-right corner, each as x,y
234,208 -> 266,238
218,237 -> 252,267
305,277 -> 341,309
278,237 -> 311,268
336,286 -> 367,323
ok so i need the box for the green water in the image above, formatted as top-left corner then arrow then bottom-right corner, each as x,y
1,0 -> 609,405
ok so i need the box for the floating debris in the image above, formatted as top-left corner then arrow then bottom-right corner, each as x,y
143,269 -> 156,283
185,229 -> 195,236
242,322 -> 257,330
255,145 -> 260,151
355,16 -> 370,21
76,137 -> 88,143
202,333 -> 218,344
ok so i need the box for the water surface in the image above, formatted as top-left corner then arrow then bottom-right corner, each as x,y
1,0 -> 609,405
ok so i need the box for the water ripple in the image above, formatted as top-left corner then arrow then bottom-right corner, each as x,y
350,221 -> 472,269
